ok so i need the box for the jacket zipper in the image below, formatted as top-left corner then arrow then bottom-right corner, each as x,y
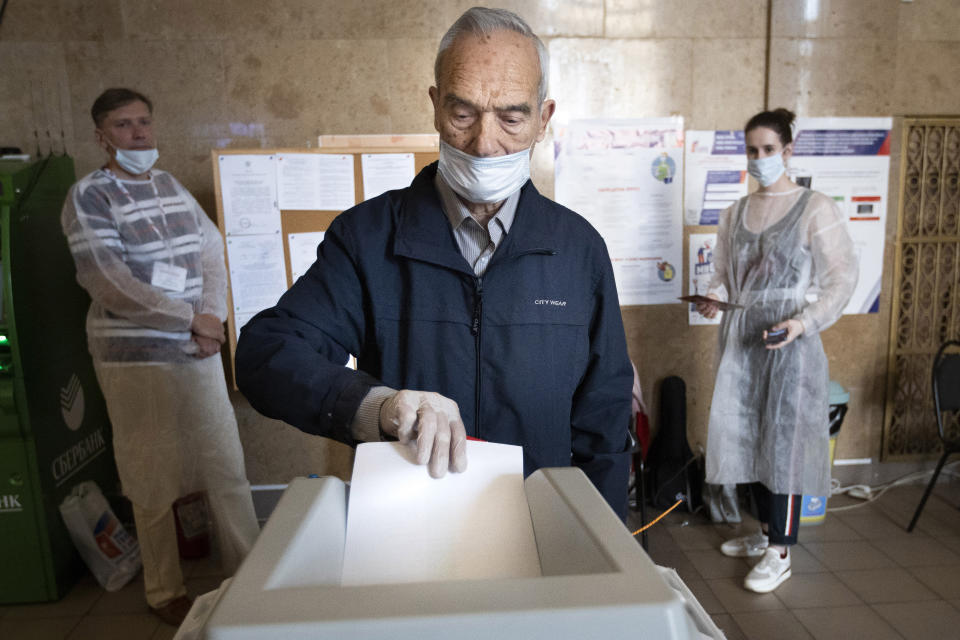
471,276 -> 483,439
468,249 -> 555,440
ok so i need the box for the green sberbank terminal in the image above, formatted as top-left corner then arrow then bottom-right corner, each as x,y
0,155 -> 119,603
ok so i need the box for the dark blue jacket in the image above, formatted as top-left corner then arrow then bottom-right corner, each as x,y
236,163 -> 633,516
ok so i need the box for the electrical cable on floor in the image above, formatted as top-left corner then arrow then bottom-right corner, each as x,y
826,460 -> 960,512
632,499 -> 683,536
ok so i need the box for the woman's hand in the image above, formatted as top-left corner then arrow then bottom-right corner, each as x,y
696,293 -> 721,319
764,318 -> 804,350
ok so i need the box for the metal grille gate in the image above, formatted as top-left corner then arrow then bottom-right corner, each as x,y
883,119 -> 960,460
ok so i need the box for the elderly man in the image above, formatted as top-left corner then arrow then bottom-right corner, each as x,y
61,88 -> 260,626
237,7 -> 632,516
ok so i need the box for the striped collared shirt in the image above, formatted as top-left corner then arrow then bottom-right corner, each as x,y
434,173 -> 520,276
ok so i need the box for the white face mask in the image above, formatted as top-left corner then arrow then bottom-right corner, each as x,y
747,152 -> 785,187
437,140 -> 530,204
115,147 -> 159,175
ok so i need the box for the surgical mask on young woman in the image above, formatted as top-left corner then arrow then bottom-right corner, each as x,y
114,147 -> 159,176
747,153 -> 786,187
437,140 -> 530,204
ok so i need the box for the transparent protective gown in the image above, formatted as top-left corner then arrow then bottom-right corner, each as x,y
705,188 -> 858,497
61,169 -> 228,363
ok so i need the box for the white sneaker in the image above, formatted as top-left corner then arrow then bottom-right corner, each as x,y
720,530 -> 769,558
743,547 -> 792,593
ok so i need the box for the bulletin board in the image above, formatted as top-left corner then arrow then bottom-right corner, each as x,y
211,144 -> 439,387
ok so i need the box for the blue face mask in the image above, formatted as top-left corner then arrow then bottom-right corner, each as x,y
747,153 -> 785,187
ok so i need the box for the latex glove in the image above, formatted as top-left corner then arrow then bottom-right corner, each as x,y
191,313 -> 225,343
379,390 -> 468,478
696,293 -> 721,319
764,318 -> 804,350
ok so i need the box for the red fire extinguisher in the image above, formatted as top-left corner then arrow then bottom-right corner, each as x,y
172,491 -> 211,559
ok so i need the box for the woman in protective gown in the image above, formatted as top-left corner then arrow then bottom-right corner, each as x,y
697,108 -> 858,593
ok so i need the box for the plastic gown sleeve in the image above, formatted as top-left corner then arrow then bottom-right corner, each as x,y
62,181 -> 194,332
569,246 -> 633,519
193,199 -> 229,322
706,204 -> 732,302
795,195 -> 858,335
235,217 -> 381,446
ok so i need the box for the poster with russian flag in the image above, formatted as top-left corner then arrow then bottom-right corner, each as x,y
788,117 -> 892,315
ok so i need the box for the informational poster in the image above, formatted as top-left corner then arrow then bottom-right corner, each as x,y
555,118 -> 684,306
361,153 -> 415,201
276,153 -> 355,211
226,234 -> 288,314
684,131 -> 747,226
219,154 -> 281,236
688,233 -> 721,326
287,231 -> 326,284
789,117 -> 892,314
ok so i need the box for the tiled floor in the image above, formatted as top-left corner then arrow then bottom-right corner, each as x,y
1,482 -> 957,639
0,553 -> 226,640
629,482 -> 960,640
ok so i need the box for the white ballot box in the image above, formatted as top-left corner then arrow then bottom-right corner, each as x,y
202,463 -> 724,640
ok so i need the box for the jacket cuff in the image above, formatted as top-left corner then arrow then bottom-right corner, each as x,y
350,385 -> 397,442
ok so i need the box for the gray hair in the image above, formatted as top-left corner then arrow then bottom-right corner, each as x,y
434,7 -> 549,105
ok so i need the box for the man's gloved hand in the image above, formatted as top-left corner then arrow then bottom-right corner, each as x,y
379,390 -> 468,478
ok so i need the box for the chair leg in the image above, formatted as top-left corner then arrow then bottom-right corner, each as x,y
907,451 -> 952,532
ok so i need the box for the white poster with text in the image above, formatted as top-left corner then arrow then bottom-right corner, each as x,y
555,118 -> 684,306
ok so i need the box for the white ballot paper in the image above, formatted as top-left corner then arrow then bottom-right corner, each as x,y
341,441 -> 542,586
361,153 -> 415,201
287,231 -> 325,283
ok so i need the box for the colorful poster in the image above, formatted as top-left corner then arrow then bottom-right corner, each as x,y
554,118 -> 684,306
688,233 -> 721,326
789,117 -> 892,314
684,131 -> 748,226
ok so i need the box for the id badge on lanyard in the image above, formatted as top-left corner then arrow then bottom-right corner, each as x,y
151,261 -> 188,292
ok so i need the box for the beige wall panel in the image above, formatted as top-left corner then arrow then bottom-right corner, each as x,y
549,38 -> 694,121
605,0 -> 766,39
898,0 -> 960,42
58,0 -> 124,41
0,42 -> 73,156
63,40 -> 227,146
690,38 -> 766,130
0,0 -> 61,41
384,38 -> 441,134
120,0 -> 227,40
772,0 -> 898,39
768,37 -> 896,115
893,41 -> 960,115
222,39 -> 392,144
232,390 -> 354,485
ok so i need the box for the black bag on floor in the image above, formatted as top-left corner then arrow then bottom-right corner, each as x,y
646,376 -> 702,511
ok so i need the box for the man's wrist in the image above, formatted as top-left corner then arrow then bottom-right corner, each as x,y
350,386 -> 397,443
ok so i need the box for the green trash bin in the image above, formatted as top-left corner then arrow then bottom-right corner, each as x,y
800,381 -> 850,526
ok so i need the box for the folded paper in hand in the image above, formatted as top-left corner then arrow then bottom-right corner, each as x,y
678,295 -> 743,310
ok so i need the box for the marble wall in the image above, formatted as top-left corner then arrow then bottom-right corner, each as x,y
2,0 -> 958,482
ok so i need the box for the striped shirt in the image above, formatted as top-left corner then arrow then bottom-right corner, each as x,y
62,169 -> 228,363
434,174 -> 519,276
